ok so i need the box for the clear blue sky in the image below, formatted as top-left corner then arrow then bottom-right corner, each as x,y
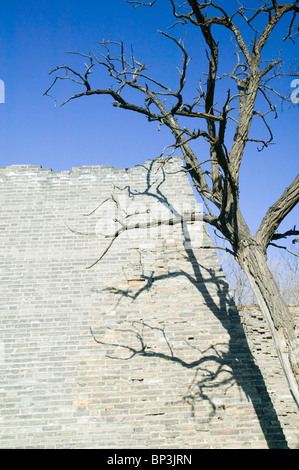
0,0 -> 298,241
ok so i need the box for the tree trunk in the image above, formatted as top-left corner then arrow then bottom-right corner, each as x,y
236,239 -> 299,408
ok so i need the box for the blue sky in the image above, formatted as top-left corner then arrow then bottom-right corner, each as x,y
0,0 -> 298,241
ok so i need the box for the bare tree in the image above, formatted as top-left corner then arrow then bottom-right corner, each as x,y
45,1 -> 299,406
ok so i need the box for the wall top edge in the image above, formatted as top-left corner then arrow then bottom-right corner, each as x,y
0,156 -> 184,174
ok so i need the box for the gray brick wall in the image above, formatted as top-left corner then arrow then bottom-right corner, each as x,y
0,157 -> 298,448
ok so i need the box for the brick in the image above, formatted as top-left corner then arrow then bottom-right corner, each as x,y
0,158 -> 298,449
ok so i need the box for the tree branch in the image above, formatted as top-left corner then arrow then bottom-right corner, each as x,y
86,210 -> 202,269
269,242 -> 299,258
256,174 -> 299,250
271,227 -> 299,242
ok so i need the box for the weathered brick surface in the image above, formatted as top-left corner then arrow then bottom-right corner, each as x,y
0,157 -> 298,448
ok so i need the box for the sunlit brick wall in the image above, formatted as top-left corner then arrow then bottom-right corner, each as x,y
0,158 -> 298,448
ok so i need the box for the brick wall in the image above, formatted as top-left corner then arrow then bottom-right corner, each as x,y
0,157 -> 298,448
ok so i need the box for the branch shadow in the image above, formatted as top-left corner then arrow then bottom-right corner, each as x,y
182,246 -> 289,448
91,319 -> 235,418
89,158 -> 289,449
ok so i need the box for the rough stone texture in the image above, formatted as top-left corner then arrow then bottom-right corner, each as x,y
0,157 -> 298,449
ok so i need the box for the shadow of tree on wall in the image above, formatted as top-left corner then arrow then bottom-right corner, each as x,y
91,319 -> 235,416
91,271 -> 289,449
80,159 -> 289,449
